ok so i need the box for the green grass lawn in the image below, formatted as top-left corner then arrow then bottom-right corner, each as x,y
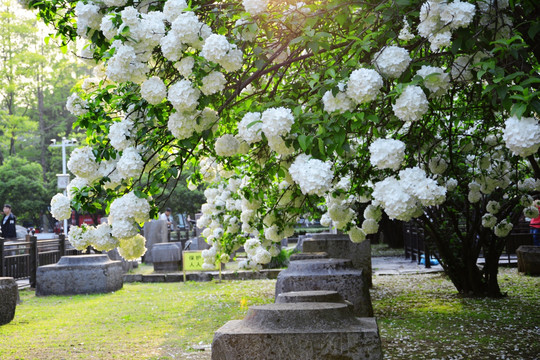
1,268 -> 538,359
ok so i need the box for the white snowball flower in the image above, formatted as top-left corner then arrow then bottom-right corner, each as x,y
398,18 -> 415,41
163,0 -> 188,23
393,85 -> 429,122
244,238 -> 261,256
168,79 -> 200,112
67,177 -> 89,199
372,177 -> 418,221
175,57 -> 195,77
320,212 -> 332,227
364,205 -> 382,221
428,156 -> 448,174
109,117 -> 135,151
446,178 -> 458,191
346,68 -> 383,104
373,46 -> 411,78
242,0 -> 268,16
214,134 -> 240,156
50,193 -> 71,220
261,107 -> 295,138
201,71 -> 226,95
75,1 -> 102,37
369,138 -> 406,170
68,226 -> 91,250
486,200 -> 501,214
289,154 -> 333,196
322,90 -> 354,114
502,116 -> 540,157
362,219 -> 379,235
67,146 -> 99,180
106,41 -> 148,84
100,14 -> 117,41
416,65 -> 450,97
253,247 -> 272,264
90,223 -> 118,252
348,226 -> 366,243
439,0 -> 476,29
493,220 -> 513,238
524,206 -> 539,219
201,34 -> 243,72
66,93 -> 88,116
118,234 -> 147,260
117,147 -> 144,179
140,77 -> 167,105
238,112 -> 262,144
482,213 -> 497,228
429,31 -> 452,52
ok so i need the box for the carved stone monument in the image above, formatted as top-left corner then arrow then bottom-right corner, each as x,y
212,302 -> 383,360
36,254 -> 123,296
142,219 -> 169,263
275,258 -> 373,317
0,277 -> 18,325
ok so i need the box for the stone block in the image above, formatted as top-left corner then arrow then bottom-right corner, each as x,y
123,274 -> 142,283
142,220 -> 169,263
516,245 -> 540,275
0,277 -> 18,325
142,274 -> 166,283
36,255 -> 123,296
303,233 -> 372,286
107,249 -> 136,273
289,252 -> 328,261
152,243 -> 182,272
275,258 -> 373,317
212,302 -> 382,360
166,274 -> 183,282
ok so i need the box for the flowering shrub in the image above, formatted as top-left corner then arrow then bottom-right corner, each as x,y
34,0 -> 539,296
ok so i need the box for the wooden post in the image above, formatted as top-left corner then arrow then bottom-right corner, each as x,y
29,235 -> 38,288
0,237 -> 4,277
59,234 -> 66,256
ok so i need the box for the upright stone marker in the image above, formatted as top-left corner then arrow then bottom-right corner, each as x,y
275,258 -> 373,317
143,219 -> 169,263
212,302 -> 383,360
516,245 -> 540,275
152,242 -> 182,272
36,254 -> 123,296
0,277 -> 18,325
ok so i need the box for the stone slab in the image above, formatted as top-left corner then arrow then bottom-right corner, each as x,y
275,259 -> 373,317
303,234 -> 372,286
152,243 -> 182,272
212,303 -> 382,360
142,220 -> 169,263
516,245 -> 540,275
142,274 -> 166,283
276,290 -> 343,304
123,274 -> 142,283
0,277 -> 18,325
36,255 -> 123,296
289,252 -> 328,261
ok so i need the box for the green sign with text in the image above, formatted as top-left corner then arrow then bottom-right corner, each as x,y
182,250 -> 217,271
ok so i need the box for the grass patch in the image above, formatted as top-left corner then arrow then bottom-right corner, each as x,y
1,269 -> 537,359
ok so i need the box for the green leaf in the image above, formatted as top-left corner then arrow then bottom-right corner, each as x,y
510,102 -> 527,118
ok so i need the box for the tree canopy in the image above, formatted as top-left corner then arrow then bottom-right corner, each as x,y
30,0 -> 540,296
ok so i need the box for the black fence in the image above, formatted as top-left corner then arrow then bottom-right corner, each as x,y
404,221 -> 535,268
0,234 -> 81,287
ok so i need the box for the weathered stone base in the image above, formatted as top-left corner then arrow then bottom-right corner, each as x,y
0,277 -> 18,325
275,259 -> 373,317
212,303 -> 382,360
516,245 -> 540,275
36,255 -> 123,296
152,243 -> 182,272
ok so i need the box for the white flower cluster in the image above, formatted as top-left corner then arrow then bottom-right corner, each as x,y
106,41 -> 149,84
75,1 -> 102,37
109,117 -> 135,151
369,138 -> 406,170
242,0 -> 268,16
482,213 -> 497,228
486,200 -> 500,214
372,167 -> 446,221
523,206 -> 539,219
238,112 -> 262,144
201,34 -> 243,72
118,234 -> 146,260
502,116 -> 540,157
67,223 -> 118,252
373,46 -> 411,78
322,90 -> 354,114
109,191 -> 151,240
493,219 -> 513,238
168,79 -> 201,113
201,71 -> 226,95
140,77 -> 167,105
346,68 -> 383,104
50,193 -> 71,221
215,134 -> 240,157
393,85 -> 429,122
67,146 -> 99,181
417,0 -> 475,52
398,18 -> 415,41
289,154 -> 333,196
117,147 -> 144,179
66,177 -> 89,199
259,107 -> 295,155
66,93 -> 88,116
416,65 -> 450,97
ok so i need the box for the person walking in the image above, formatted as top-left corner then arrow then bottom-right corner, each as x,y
159,208 -> 173,230
1,204 -> 17,240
